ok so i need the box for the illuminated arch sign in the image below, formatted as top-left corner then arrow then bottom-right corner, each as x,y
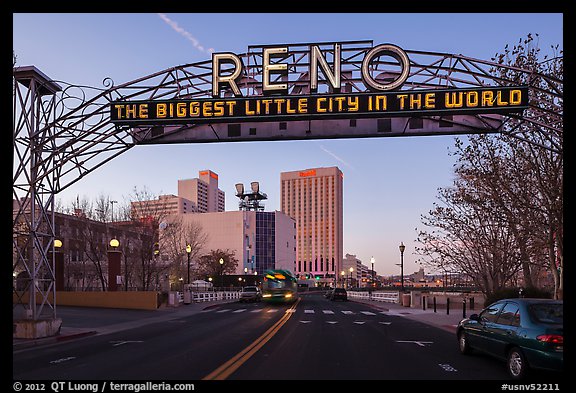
109,41 -> 528,132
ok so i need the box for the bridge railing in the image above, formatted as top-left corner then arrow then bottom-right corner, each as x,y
347,290 -> 399,303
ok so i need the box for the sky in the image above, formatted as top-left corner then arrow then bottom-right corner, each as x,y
12,13 -> 563,276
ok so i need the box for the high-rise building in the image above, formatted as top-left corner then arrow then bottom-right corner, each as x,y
178,170 -> 225,213
280,166 -> 343,285
131,169 -> 225,220
131,194 -> 194,220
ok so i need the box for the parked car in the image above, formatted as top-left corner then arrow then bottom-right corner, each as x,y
456,298 -> 563,379
329,288 -> 348,301
240,286 -> 262,302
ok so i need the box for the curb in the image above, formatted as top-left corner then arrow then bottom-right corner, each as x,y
13,330 -> 97,350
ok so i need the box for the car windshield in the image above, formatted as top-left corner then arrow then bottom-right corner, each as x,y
529,304 -> 563,324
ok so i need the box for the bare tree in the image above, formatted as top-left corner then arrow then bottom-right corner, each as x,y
197,249 -> 239,286
159,215 -> 208,286
416,34 -> 562,299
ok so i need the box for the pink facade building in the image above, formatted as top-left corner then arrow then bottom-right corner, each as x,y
280,167 -> 343,285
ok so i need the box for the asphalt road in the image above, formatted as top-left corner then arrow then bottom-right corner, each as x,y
13,293 -> 511,380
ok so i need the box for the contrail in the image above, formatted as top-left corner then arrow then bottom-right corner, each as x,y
157,13 -> 214,54
319,144 -> 354,169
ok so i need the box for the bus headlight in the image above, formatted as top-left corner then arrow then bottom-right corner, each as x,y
284,293 -> 292,298
262,294 -> 272,298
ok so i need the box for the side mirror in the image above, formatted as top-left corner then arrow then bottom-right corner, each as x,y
469,313 -> 480,321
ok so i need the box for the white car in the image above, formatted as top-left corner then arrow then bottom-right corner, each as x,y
240,286 -> 262,302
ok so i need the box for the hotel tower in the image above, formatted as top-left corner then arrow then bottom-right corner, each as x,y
280,167 -> 343,285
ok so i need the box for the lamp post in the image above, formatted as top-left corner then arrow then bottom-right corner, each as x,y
370,256 -> 375,288
186,244 -> 192,285
219,257 -> 224,288
110,200 -> 117,222
108,238 -> 121,292
53,239 -> 64,291
398,242 -> 406,292
340,271 -> 345,288
349,267 -> 354,289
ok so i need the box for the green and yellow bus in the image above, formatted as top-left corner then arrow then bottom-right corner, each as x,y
261,269 -> 298,303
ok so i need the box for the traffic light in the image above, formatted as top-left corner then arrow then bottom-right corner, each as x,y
315,275 -> 320,280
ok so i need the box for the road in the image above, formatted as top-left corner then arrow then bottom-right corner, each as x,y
13,293 -> 510,380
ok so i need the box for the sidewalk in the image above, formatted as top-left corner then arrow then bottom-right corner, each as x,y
350,297 -> 471,333
12,299 -> 237,351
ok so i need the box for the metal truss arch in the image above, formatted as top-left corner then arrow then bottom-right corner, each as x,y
13,40 -> 562,322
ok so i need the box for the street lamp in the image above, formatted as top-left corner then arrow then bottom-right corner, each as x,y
370,256 -> 375,288
349,267 -> 354,289
186,244 -> 192,285
398,242 -> 406,292
340,271 -> 345,288
109,238 -> 120,249
219,257 -> 224,288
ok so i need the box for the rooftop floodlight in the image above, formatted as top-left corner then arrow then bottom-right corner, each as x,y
235,183 -> 244,195
251,181 -> 259,193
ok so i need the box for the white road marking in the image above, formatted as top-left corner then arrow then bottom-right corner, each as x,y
396,340 -> 433,347
299,320 -> 312,324
50,357 -> 76,364
304,309 -> 315,314
232,309 -> 246,313
379,322 -> 392,325
266,309 -> 278,313
360,311 -> 376,316
326,321 -> 338,324
341,311 -> 354,315
322,310 -> 334,314
353,321 -> 366,325
251,309 -> 263,313
216,309 -> 230,313
110,340 -> 143,347
285,309 -> 296,313
439,363 -> 458,372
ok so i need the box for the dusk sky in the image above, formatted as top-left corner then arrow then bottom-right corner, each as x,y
13,13 -> 563,275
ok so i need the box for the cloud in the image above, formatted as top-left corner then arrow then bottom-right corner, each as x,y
319,144 -> 354,170
157,14 -> 214,54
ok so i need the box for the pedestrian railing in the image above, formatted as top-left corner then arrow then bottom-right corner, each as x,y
191,291 -> 240,303
348,290 -> 399,303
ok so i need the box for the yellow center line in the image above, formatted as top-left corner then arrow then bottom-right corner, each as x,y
202,298 -> 301,380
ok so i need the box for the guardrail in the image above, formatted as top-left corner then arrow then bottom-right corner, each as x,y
347,290 -> 399,303
182,291 -> 241,303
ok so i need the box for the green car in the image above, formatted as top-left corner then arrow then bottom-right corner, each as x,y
456,298 -> 563,379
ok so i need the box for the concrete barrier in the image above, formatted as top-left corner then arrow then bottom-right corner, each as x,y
13,291 -> 160,310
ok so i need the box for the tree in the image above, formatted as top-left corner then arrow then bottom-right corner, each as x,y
416,34 -> 562,298
159,215 -> 208,286
197,249 -> 239,285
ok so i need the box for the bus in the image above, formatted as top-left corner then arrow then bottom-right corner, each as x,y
261,269 -> 298,303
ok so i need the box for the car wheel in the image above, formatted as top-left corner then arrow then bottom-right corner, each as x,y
457,331 -> 472,355
507,347 -> 528,380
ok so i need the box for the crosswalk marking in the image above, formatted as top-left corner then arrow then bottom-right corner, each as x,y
322,310 -> 334,314
304,309 -> 315,314
266,309 -> 278,313
216,309 -> 230,313
326,321 -> 338,324
360,311 -> 376,316
251,309 -> 263,313
341,311 -> 354,315
285,309 -> 296,313
232,309 -> 246,313
379,322 -> 392,325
